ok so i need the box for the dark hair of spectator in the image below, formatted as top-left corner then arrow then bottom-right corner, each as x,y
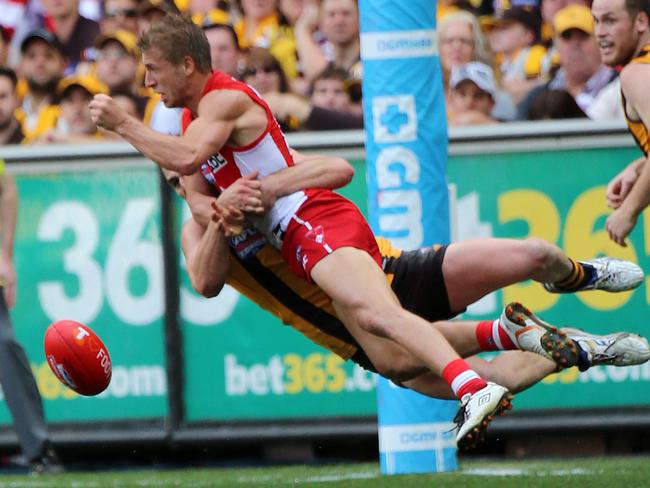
238,47 -> 288,92
625,0 -> 650,18
0,67 -> 18,89
309,63 -> 350,95
528,89 -> 587,120
203,22 -> 240,51
112,89 -> 146,119
138,14 -> 212,73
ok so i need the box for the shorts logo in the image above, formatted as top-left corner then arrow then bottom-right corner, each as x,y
295,245 -> 302,263
306,225 -> 325,244
302,254 -> 309,271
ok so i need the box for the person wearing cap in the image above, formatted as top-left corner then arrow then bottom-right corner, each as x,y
15,30 -> 67,143
101,0 -> 141,36
40,0 -> 100,71
31,75 -> 108,144
488,6 -> 549,102
94,30 -> 143,97
592,0 -> 650,246
519,5 -> 618,119
448,61 -> 499,125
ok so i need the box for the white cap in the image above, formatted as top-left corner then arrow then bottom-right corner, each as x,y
450,62 -> 497,99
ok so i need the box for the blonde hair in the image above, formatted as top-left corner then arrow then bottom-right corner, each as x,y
437,11 -> 493,68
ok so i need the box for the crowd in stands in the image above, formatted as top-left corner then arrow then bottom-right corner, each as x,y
0,0 -> 624,145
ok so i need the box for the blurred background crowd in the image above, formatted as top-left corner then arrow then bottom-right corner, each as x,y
0,0 -> 622,146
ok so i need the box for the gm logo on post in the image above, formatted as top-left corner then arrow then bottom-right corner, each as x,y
372,95 -> 417,143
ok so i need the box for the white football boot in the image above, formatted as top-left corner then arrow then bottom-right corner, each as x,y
563,328 -> 650,371
454,382 -> 513,450
544,257 -> 643,293
501,302 -> 580,368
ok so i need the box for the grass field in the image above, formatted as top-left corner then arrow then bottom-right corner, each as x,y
1,456 -> 649,487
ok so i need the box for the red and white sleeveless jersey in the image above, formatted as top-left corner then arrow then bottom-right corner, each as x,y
182,71 -> 307,247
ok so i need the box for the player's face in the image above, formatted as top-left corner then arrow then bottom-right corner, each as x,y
142,47 -> 186,107
162,168 -> 186,199
593,0 -> 645,66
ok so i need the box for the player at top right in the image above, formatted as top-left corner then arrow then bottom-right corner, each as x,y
593,0 -> 650,245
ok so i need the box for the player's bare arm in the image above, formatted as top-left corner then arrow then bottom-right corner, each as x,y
181,217 -> 231,298
90,89 -> 258,174
258,150 -> 355,210
606,155 -> 645,208
607,63 -> 650,245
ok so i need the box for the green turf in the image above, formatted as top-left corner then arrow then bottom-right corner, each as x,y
2,456 -> 650,487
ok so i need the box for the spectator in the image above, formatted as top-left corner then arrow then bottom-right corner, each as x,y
447,61 -> 499,125
232,0 -> 298,80
15,30 -> 66,143
203,23 -> 242,76
519,5 -> 618,119
310,64 -> 352,112
0,68 -> 24,144
528,88 -> 587,119
437,11 -> 515,121
438,11 -> 492,103
94,30 -> 150,117
0,26 -> 11,66
100,0 -> 140,35
189,0 -> 230,26
40,0 -> 100,71
263,64 -> 364,130
294,0 -> 360,82
238,46 -> 289,95
540,0 -> 589,46
488,6 -> 548,103
137,0 -> 172,35
32,74 -> 107,143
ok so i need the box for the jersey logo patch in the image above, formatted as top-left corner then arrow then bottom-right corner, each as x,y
230,227 -> 267,260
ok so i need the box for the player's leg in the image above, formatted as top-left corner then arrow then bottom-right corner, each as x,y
401,351 -> 557,399
442,237 -> 643,312
311,247 -> 512,448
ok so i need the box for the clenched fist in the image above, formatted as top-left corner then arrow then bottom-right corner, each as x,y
89,94 -> 128,132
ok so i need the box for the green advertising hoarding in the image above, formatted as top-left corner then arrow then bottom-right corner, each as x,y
4,167 -> 168,423
4,139 -> 649,428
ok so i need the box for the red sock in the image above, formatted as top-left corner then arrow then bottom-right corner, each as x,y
476,319 -> 516,351
442,358 -> 488,399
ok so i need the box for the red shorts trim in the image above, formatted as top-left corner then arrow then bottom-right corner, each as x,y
280,191 -> 382,282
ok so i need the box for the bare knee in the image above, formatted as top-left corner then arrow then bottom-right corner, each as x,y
521,237 -> 563,278
350,302 -> 402,339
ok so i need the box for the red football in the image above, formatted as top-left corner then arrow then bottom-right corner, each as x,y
44,320 -> 112,396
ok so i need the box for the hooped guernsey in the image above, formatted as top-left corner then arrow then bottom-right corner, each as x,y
623,43 -> 650,156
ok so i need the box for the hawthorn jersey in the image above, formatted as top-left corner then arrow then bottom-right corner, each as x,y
225,231 -> 455,370
623,44 -> 650,155
182,71 -> 306,247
